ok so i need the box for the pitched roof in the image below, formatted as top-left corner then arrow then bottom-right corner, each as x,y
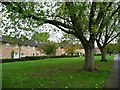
0,36 -> 44,47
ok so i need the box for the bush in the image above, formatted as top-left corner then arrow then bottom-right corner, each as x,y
1,55 -> 79,63
2,58 -> 27,63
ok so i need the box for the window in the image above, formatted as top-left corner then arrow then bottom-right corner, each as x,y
33,46 -> 35,50
15,44 -> 18,48
28,46 -> 30,50
21,53 -> 25,57
21,45 -> 24,49
6,43 -> 10,49
14,52 -> 18,57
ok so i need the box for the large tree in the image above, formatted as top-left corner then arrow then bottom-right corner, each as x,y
1,2 -> 120,71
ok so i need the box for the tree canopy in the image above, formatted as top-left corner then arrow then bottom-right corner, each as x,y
1,1 -> 120,71
31,32 -> 50,43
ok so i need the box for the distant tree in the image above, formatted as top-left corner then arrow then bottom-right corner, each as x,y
42,42 -> 58,56
106,44 -> 118,55
11,50 -> 15,59
64,44 -> 80,55
60,34 -> 81,55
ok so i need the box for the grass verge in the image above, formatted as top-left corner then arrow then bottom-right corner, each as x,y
2,55 -> 114,88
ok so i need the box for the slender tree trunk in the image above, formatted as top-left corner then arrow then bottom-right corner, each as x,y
18,46 -> 21,58
96,41 -> 107,62
83,46 -> 95,71
100,48 -> 107,62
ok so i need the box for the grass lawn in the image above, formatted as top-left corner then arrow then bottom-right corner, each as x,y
2,55 -> 114,88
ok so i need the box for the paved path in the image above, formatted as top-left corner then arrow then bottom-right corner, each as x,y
104,54 -> 120,89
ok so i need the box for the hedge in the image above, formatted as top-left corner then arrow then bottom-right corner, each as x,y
1,55 -> 79,63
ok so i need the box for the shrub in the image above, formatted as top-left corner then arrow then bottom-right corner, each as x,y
1,55 -> 79,63
2,58 -> 27,63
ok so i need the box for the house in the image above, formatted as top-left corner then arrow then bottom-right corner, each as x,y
0,36 -> 44,59
56,43 -> 100,56
0,36 -> 100,59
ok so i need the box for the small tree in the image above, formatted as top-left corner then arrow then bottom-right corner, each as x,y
60,34 -> 81,55
42,43 -> 58,56
64,44 -> 80,55
11,50 -> 15,59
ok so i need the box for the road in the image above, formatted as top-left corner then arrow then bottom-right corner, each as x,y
104,54 -> 120,89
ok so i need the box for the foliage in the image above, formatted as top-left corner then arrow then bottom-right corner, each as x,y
31,32 -> 50,43
2,2 -> 119,46
41,42 -> 58,55
3,35 -> 27,45
61,34 -> 80,44
2,56 -> 114,88
106,44 -> 118,54
64,44 -> 80,55
10,50 -> 14,59
117,38 -> 120,52
96,15 -> 119,51
1,2 -> 119,70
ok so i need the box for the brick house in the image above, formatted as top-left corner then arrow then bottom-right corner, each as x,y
0,36 -> 100,59
0,36 -> 44,59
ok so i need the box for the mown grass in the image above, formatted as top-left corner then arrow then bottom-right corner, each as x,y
2,55 -> 114,88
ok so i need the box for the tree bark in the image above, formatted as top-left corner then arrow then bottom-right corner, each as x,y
100,48 -> 107,62
83,46 -> 95,71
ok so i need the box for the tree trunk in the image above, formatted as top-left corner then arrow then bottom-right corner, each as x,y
100,48 -> 107,62
18,46 -> 21,58
83,46 -> 95,71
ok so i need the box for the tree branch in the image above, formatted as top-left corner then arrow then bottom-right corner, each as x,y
95,2 -> 112,26
44,19 -> 73,30
89,2 -> 96,33
110,5 -> 120,18
56,25 -> 74,34
106,32 -> 120,46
